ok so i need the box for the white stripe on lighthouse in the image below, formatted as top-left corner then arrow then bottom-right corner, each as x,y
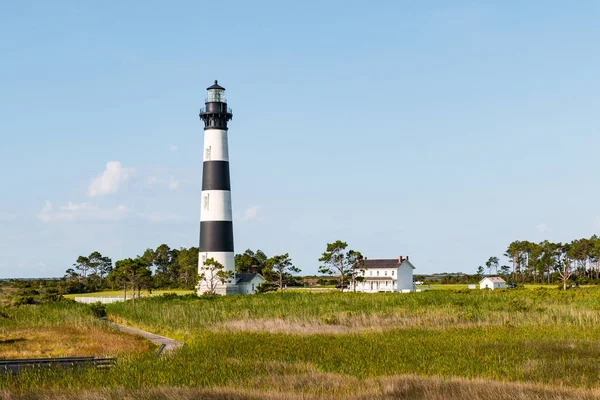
203,129 -> 229,162
201,190 -> 232,221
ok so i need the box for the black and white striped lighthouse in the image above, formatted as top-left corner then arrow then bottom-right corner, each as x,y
197,80 -> 237,295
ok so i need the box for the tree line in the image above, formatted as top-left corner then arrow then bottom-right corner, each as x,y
482,235 -> 600,290
62,245 -> 302,296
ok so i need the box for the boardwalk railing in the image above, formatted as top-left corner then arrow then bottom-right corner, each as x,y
0,357 -> 116,375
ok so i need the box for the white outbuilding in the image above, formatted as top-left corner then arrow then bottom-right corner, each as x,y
479,277 -> 506,290
235,273 -> 265,294
352,256 -> 416,293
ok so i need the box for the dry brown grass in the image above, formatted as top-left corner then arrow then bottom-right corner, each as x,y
0,325 -> 154,358
2,374 -> 600,399
213,306 -> 600,335
217,313 -> 494,334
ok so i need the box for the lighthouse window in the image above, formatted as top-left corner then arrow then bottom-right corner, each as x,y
203,194 -> 210,210
205,146 -> 211,160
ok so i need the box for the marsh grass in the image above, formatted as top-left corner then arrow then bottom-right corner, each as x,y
3,288 -> 600,396
3,374 -> 600,399
106,287 -> 600,339
0,302 -> 153,358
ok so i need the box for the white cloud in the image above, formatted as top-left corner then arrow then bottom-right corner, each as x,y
170,145 -> 179,152
88,161 -> 134,197
240,206 -> 261,221
37,201 -> 129,223
536,223 -> 549,234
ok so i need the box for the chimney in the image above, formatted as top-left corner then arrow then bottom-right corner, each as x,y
364,257 -> 367,260
406,255 -> 409,261
398,256 -> 403,263
251,266 -> 258,274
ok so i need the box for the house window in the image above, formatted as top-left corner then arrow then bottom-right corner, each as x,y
370,271 -> 372,276
392,271 -> 394,276
386,281 -> 389,286
205,146 -> 212,160
384,271 -> 387,276
377,271 -> 379,276
203,194 -> 210,210
252,283 -> 255,292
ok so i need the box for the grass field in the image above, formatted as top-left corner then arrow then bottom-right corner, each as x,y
2,287 -> 600,398
0,301 -> 153,358
62,289 -> 194,299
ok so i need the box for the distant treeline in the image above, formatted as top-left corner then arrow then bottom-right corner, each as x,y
479,236 -> 600,288
59,246 -> 302,296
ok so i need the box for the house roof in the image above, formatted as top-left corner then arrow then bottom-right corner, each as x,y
479,277 -> 506,283
236,273 -> 263,283
363,259 -> 400,269
362,258 -> 416,270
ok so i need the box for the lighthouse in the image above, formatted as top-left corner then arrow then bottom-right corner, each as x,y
197,80 -> 237,295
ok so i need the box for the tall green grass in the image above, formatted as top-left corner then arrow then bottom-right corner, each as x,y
106,288 -> 600,340
3,324 -> 600,390
3,288 -> 600,393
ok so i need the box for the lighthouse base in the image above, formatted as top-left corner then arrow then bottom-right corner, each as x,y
196,281 -> 239,296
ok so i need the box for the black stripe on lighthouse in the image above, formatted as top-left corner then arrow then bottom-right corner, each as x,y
199,221 -> 234,252
201,161 -> 231,191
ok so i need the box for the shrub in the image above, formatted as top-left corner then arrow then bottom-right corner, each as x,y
13,296 -> 38,306
89,302 -> 107,318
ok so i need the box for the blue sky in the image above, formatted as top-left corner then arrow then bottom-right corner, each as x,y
1,1 -> 599,278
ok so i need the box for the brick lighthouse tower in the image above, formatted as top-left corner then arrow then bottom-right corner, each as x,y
197,80 -> 237,295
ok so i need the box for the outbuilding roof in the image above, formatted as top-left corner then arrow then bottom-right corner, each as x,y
479,277 -> 506,283
236,273 -> 262,283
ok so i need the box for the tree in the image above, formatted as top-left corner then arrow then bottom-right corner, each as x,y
112,258 -> 152,302
73,256 -> 90,279
235,249 -> 268,274
476,265 -> 484,277
198,258 -> 234,295
485,257 -> 499,275
266,253 -> 301,291
175,247 -> 199,289
318,240 -> 362,291
348,251 -> 365,292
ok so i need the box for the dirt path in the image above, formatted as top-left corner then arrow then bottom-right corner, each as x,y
110,323 -> 184,353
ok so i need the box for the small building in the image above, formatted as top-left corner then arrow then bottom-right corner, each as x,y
479,276 -> 506,290
235,273 -> 265,294
353,256 -> 416,293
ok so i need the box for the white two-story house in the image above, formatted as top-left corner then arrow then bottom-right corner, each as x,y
352,256 -> 416,293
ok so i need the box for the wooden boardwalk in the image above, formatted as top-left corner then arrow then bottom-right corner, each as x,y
111,323 -> 184,353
